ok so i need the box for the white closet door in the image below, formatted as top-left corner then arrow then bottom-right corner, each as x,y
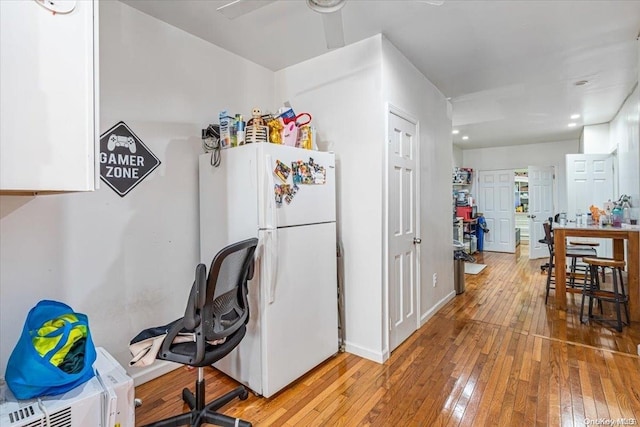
528,166 -> 555,260
566,154 -> 614,257
478,170 -> 515,253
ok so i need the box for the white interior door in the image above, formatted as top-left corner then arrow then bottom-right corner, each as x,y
528,166 -> 554,259
566,154 -> 614,257
566,154 -> 614,218
387,111 -> 419,352
478,170 -> 515,253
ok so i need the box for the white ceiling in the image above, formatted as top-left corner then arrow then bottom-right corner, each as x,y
121,0 -> 640,149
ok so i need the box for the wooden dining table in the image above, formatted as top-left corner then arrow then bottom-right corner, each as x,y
553,223 -> 640,322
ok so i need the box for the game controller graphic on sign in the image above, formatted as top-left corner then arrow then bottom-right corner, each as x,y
107,134 -> 137,153
99,122 -> 161,197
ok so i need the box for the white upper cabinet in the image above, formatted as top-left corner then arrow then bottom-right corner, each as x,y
0,0 -> 98,193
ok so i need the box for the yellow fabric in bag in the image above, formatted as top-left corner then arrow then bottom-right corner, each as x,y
32,314 -> 88,366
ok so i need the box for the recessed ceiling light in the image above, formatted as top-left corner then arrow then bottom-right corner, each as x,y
574,80 -> 589,86
568,123 -> 577,127
570,114 -> 581,119
452,130 -> 460,135
462,136 -> 469,140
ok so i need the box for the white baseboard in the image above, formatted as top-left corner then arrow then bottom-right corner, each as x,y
344,341 -> 386,364
128,360 -> 180,387
420,290 -> 455,326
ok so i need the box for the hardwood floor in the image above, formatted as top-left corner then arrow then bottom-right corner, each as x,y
134,249 -> 640,426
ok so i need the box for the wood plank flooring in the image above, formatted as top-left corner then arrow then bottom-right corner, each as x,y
134,247 -> 640,426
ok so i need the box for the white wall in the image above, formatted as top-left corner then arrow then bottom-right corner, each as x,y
462,139 -> 579,213
610,84 -> 639,206
582,123 -> 613,154
0,1 -> 273,381
275,36 -> 385,361
275,35 -> 452,362
453,145 -> 463,168
381,38 -> 454,335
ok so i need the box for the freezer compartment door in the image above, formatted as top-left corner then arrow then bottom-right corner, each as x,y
259,144 -> 336,229
261,222 -> 339,397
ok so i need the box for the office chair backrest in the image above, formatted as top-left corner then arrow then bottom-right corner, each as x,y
202,238 -> 258,341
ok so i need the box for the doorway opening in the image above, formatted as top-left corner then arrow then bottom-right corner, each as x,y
514,169 -> 529,245
477,166 -> 554,258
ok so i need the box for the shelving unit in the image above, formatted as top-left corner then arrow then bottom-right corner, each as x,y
514,176 -> 528,212
453,167 -> 473,210
463,219 -> 478,254
453,167 -> 473,185
514,175 -> 529,242
515,213 -> 529,241
453,167 -> 475,252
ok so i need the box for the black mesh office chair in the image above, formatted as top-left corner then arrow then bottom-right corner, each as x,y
143,238 -> 258,427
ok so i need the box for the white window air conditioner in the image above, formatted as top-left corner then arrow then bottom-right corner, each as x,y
0,347 -> 134,427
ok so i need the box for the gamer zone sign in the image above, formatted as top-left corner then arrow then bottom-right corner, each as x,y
99,122 -> 161,197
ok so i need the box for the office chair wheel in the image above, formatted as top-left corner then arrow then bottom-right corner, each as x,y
239,388 -> 249,401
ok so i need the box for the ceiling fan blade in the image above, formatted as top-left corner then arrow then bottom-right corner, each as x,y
322,11 -> 345,49
217,0 -> 276,19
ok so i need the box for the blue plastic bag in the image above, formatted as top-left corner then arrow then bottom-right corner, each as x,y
6,300 -> 96,399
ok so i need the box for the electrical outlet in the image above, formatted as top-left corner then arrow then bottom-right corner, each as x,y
433,273 -> 437,287
637,343 -> 640,356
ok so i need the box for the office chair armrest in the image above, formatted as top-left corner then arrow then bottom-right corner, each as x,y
156,264 -> 209,365
160,317 -> 208,365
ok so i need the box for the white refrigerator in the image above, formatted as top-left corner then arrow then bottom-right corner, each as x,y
199,143 -> 338,398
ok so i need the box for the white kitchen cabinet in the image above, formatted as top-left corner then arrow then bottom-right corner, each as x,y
0,0 -> 99,193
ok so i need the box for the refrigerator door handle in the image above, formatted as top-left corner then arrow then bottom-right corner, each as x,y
264,154 -> 279,230
263,227 -> 278,304
262,154 -> 278,303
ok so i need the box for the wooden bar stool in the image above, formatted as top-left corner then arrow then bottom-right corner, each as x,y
580,257 -> 629,332
542,223 -> 597,304
569,240 -> 604,284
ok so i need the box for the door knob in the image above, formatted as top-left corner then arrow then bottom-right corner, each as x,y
527,214 -> 536,219
413,237 -> 422,244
